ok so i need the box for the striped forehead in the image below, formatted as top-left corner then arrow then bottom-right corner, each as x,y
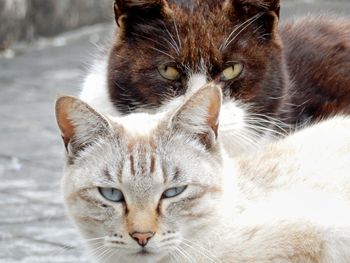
116,137 -> 174,201
114,135 -> 173,184
126,138 -> 158,178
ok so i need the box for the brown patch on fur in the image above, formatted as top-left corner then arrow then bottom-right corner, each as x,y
281,17 -> 350,125
129,154 -> 136,176
285,227 -> 325,263
150,155 -> 156,174
107,1 -> 349,135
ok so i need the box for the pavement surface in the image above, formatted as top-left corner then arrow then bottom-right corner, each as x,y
0,1 -> 349,262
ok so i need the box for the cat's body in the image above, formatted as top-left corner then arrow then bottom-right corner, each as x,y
81,0 -> 350,156
57,84 -> 350,263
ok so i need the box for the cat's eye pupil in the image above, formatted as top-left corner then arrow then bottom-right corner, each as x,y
98,187 -> 124,203
162,186 -> 187,199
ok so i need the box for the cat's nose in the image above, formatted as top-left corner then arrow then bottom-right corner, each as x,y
130,231 -> 155,247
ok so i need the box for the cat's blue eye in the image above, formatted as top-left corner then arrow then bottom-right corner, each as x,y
98,187 -> 124,202
162,186 -> 187,199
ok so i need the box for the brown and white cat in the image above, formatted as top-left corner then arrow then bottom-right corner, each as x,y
81,0 -> 350,156
57,84 -> 350,263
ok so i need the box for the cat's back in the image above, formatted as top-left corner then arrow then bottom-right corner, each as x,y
237,116 -> 350,198
280,16 -> 350,124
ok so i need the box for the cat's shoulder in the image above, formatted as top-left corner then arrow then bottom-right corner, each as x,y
280,15 -> 350,40
280,15 -> 350,67
237,116 -> 350,192
279,15 -> 350,123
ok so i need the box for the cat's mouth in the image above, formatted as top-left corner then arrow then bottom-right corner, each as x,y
135,248 -> 154,256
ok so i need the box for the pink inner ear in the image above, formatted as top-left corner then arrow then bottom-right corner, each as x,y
59,111 -> 75,140
207,90 -> 221,138
56,99 -> 76,143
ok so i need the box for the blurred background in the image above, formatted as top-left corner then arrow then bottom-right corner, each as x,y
0,0 -> 349,262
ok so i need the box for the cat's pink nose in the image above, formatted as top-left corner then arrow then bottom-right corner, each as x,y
130,231 -> 155,247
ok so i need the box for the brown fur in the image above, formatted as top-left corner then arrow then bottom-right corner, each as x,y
107,0 -> 350,132
281,17 -> 350,124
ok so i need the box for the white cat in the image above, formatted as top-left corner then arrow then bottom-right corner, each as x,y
56,83 -> 350,262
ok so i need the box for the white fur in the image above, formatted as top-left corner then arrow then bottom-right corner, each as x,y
110,111 -> 167,136
187,73 -> 208,95
80,59 -> 119,117
59,85 -> 350,262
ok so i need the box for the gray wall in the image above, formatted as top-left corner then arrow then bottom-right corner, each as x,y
0,0 -> 113,51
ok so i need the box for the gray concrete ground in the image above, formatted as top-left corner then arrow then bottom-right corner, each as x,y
0,1 -> 349,262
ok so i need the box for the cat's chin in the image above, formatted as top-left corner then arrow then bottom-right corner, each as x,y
103,248 -> 170,263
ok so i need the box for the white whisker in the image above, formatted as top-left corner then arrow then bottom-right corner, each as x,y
175,246 -> 194,263
103,249 -> 117,263
150,47 -> 176,60
223,13 -> 263,50
95,247 -> 112,262
162,21 -> 181,55
173,17 -> 182,50
221,13 -> 263,50
182,238 -> 222,263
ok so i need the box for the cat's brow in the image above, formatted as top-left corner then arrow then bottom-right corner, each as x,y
103,167 -> 123,183
103,169 -> 113,181
169,168 -> 180,183
162,163 -> 169,184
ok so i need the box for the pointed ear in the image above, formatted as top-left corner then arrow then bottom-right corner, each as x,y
170,83 -> 222,150
55,96 -> 112,155
231,0 -> 280,41
114,0 -> 170,33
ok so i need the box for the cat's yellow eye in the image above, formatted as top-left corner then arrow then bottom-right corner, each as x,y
158,64 -> 181,80
220,63 -> 243,81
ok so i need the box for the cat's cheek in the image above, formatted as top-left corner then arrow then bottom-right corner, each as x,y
68,200 -> 127,238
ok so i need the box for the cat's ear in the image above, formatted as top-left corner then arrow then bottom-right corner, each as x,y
114,0 -> 170,30
55,96 -> 112,155
228,0 -> 280,41
170,83 -> 222,150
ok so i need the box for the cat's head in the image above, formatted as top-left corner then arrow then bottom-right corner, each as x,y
56,83 -> 224,262
108,0 -> 286,119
